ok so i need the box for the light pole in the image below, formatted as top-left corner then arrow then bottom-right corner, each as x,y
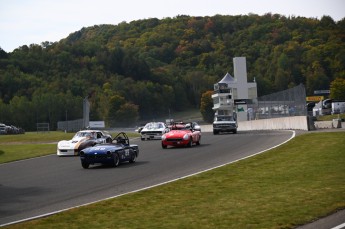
65,109 -> 68,133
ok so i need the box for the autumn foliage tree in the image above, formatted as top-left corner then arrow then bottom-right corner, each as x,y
200,91 -> 214,123
0,14 -> 344,130
330,78 -> 345,100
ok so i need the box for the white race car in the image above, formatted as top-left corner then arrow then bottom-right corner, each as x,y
140,122 -> 169,140
57,130 -> 112,156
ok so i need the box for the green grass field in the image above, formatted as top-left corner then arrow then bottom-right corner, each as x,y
2,131 -> 345,228
316,113 -> 345,121
0,131 -> 139,163
0,131 -> 74,144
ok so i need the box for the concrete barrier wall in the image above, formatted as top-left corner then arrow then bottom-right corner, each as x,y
200,116 -> 310,132
238,116 -> 309,131
313,121 -> 332,129
313,120 -> 343,129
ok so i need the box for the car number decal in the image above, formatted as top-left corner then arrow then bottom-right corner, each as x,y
125,149 -> 130,156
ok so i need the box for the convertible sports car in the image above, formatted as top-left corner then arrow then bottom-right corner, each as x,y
140,122 -> 170,140
161,122 -> 201,149
79,132 -> 139,169
57,130 -> 112,156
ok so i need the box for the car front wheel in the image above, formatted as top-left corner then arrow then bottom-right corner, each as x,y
129,153 -> 136,163
187,138 -> 193,147
81,161 -> 89,169
113,153 -> 120,167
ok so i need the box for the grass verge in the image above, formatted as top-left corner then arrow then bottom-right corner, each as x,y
316,113 -> 345,121
3,132 -> 345,228
0,144 -> 57,163
0,131 -> 74,144
0,131 -> 140,145
0,131 -> 140,163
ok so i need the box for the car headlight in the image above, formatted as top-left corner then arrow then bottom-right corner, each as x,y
57,142 -> 65,147
183,134 -> 189,140
162,135 -> 166,140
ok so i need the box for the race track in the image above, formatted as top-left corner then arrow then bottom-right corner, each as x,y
0,130 -> 293,226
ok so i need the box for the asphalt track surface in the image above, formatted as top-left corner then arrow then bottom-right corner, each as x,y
0,130 -> 296,226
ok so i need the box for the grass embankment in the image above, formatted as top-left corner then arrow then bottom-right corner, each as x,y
316,113 -> 345,121
0,131 -> 75,144
0,132 -> 73,163
0,131 -> 139,163
3,131 -> 345,228
0,144 -> 57,163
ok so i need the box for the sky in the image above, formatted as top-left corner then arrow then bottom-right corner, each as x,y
0,0 -> 344,52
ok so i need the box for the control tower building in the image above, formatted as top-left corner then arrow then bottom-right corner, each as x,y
212,57 -> 257,121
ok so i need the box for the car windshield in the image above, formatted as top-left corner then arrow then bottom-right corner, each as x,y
216,116 -> 233,121
144,123 -> 163,129
73,131 -> 95,139
170,124 -> 186,130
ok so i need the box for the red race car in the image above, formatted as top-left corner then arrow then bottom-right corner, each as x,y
161,122 -> 201,149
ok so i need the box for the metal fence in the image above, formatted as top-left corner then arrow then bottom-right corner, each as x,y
247,84 -> 307,120
36,123 -> 50,133
57,119 -> 84,132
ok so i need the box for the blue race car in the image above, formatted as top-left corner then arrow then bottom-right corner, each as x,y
79,132 -> 139,169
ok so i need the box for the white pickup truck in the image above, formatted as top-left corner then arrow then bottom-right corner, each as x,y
213,115 -> 238,134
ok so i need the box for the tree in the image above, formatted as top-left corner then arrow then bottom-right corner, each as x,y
1,14 -> 345,130
305,61 -> 330,96
185,71 -> 216,108
200,91 -> 214,123
107,94 -> 126,126
113,103 -> 139,127
0,47 -> 8,59
330,78 -> 345,100
9,96 -> 34,130
100,90 -> 140,127
0,99 -> 10,124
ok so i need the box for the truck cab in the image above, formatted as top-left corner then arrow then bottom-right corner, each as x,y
213,115 -> 238,135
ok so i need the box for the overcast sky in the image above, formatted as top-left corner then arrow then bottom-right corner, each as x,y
0,0 -> 344,52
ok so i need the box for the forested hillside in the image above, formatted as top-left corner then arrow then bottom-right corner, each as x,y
0,14 -> 344,130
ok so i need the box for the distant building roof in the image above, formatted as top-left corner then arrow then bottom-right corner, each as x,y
218,72 -> 235,84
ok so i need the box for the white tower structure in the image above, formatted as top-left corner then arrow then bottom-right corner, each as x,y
212,73 -> 235,117
212,57 -> 257,121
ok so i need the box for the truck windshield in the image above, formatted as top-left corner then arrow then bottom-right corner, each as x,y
216,116 -> 233,121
